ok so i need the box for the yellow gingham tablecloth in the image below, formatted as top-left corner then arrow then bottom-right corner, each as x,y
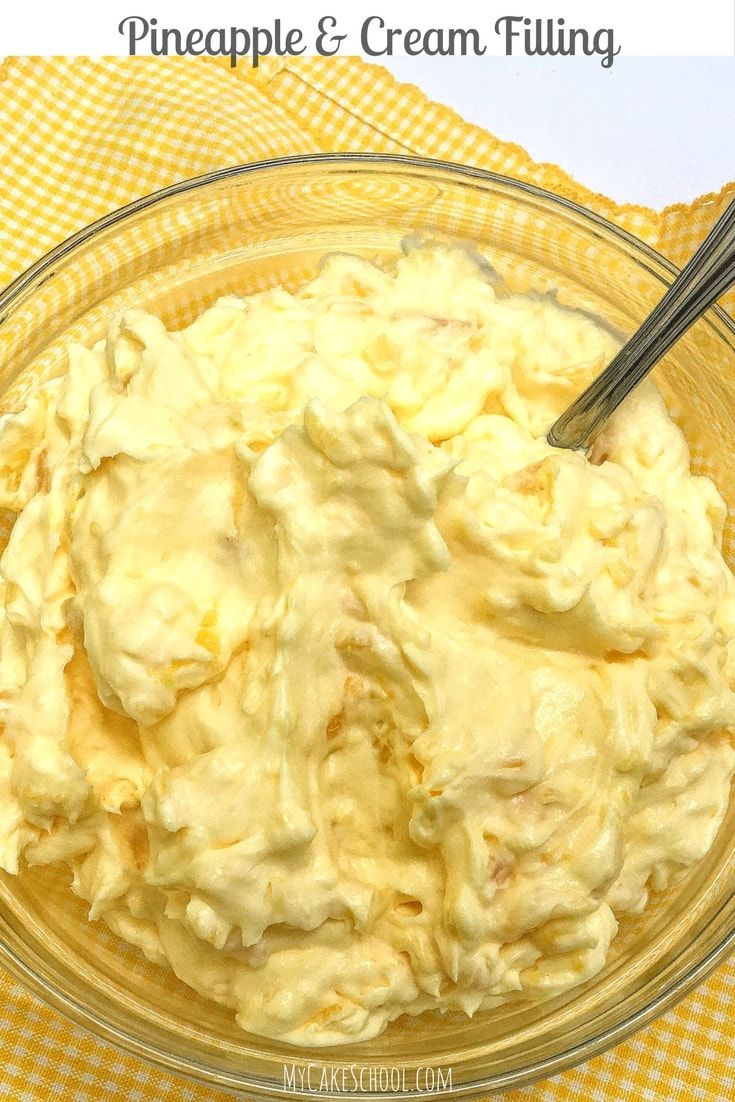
0,55 -> 733,1102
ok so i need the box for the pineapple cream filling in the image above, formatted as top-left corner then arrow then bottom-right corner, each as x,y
0,245 -> 733,1045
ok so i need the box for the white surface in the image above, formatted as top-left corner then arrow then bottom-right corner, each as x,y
380,57 -> 735,208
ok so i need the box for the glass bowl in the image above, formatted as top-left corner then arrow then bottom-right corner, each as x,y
0,154 -> 733,1100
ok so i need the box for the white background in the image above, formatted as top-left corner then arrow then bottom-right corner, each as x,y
381,56 -> 734,207
12,1 -> 735,56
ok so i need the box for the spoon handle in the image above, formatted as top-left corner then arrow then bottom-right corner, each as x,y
548,197 -> 735,451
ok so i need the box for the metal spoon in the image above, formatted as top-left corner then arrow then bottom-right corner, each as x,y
547,197 -> 735,451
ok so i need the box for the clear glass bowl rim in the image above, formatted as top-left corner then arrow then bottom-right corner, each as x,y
0,151 -> 733,1099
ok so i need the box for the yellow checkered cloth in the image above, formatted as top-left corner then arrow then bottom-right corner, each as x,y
0,54 -> 733,1102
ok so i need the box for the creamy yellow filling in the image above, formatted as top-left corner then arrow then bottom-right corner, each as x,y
0,245 -> 733,1045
